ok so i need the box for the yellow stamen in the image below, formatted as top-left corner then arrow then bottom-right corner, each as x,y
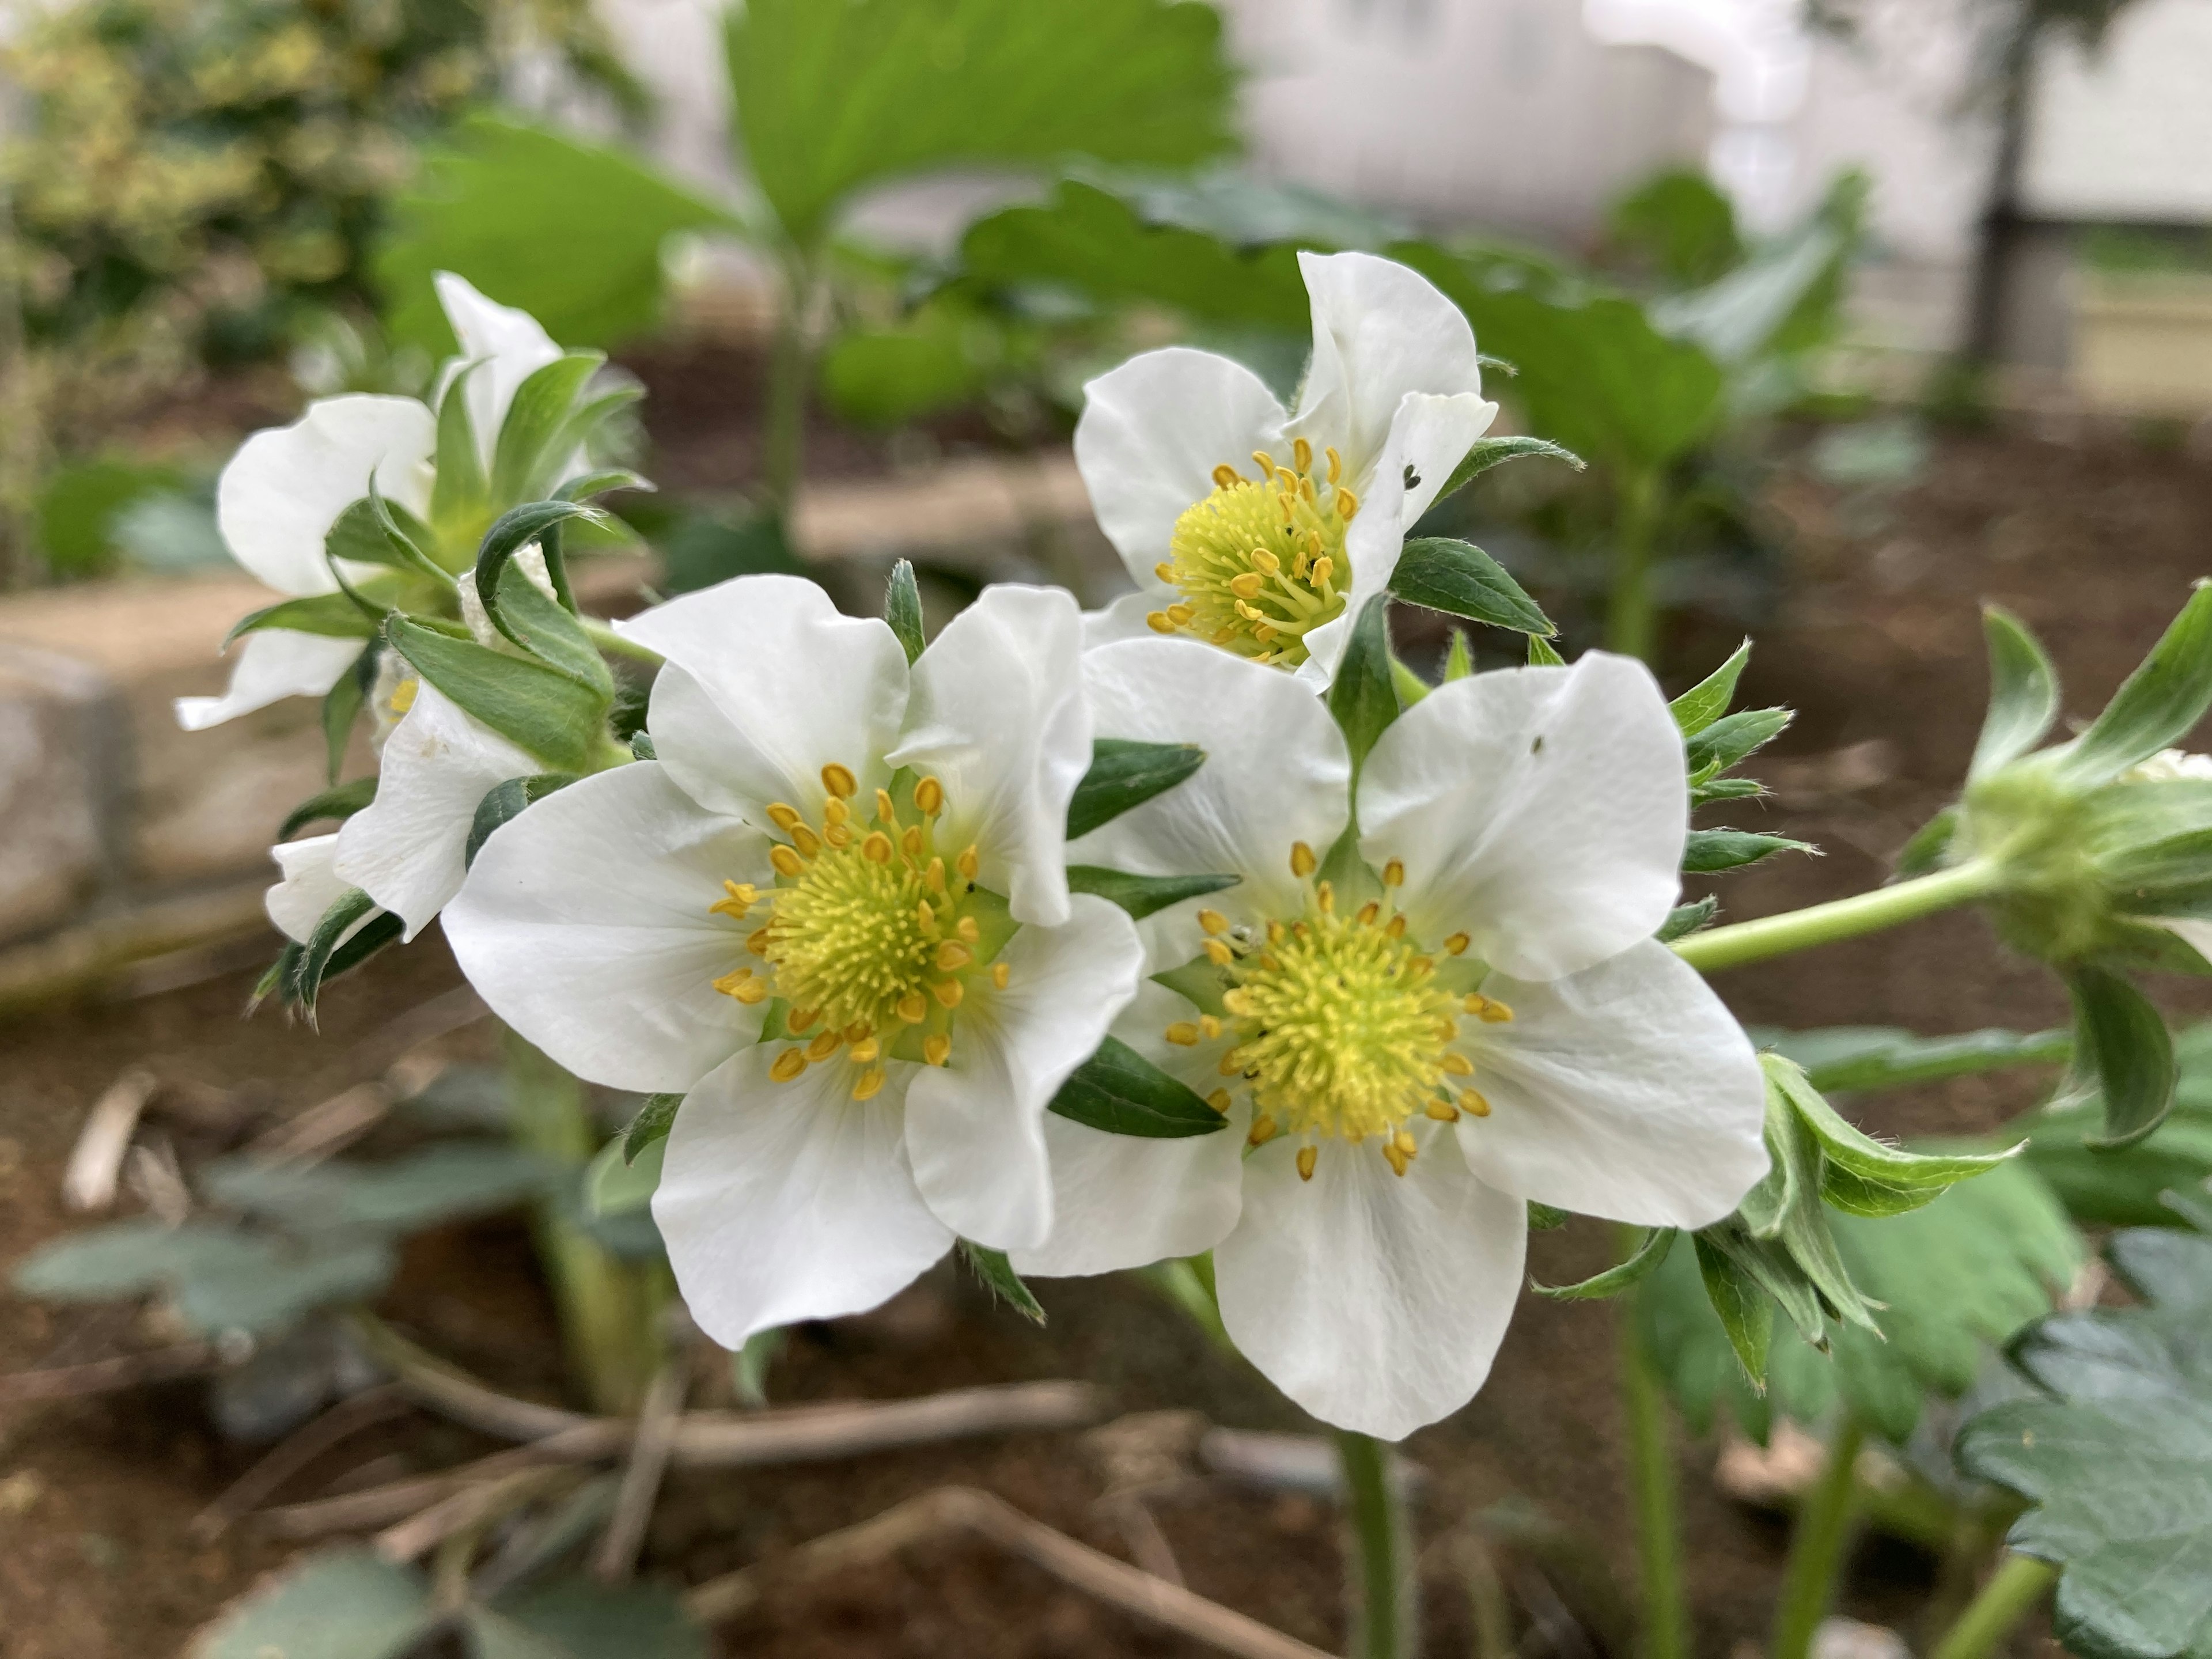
991,962 -> 1010,990
1382,859 -> 1405,888
767,802 -> 802,833
1478,998 -> 1514,1024
1198,909 -> 1229,936
1211,463 -> 1241,489
1297,1144 -> 1318,1181
1207,1089 -> 1231,1113
770,844 -> 805,878
806,1029 -> 842,1062
1463,1088 -> 1492,1118
861,831 -> 893,864
789,824 -> 820,859
710,880 -> 759,919
1293,437 -> 1312,474
1156,561 -> 1176,583
1290,841 -> 1317,877
956,916 -> 980,942
1442,1052 -> 1475,1077
712,968 -> 768,1005
852,1067 -> 886,1101
1166,1022 -> 1201,1047
1325,446 -> 1342,484
923,1033 -> 952,1067
915,777 -> 945,816
956,845 -> 979,881
896,992 -> 929,1024
1203,938 -> 1234,966
1147,611 -> 1176,634
1426,1101 -> 1461,1122
902,825 -> 923,857
935,942 -> 972,971
787,1006 -> 820,1034
821,763 -> 857,800
933,979 -> 963,1008
850,1038 -> 880,1064
876,788 -> 897,825
1445,933 -> 1469,956
1335,487 -> 1359,521
769,1048 -> 808,1082
1382,1139 -> 1410,1177
1248,1113 -> 1278,1147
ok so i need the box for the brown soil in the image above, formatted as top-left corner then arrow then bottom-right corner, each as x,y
5,419 -> 2207,1658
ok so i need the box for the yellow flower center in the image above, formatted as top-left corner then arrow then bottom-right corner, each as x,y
707,764 -> 1011,1100
1147,437 -> 1359,669
1166,843 -> 1511,1180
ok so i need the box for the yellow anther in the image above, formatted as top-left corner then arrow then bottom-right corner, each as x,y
824,823 -> 853,849
850,1038 -> 880,1064
1166,1022 -> 1201,1047
1229,572 -> 1263,600
1382,859 -> 1405,888
746,927 -> 773,957
1279,491 -> 1297,525
767,803 -> 801,833
1478,998 -> 1514,1024
770,844 -> 806,878
806,1029 -> 843,1062
1444,932 -> 1470,956
1266,921 -> 1285,943
787,1006 -> 820,1034
1198,909 -> 1229,936
769,1048 -> 809,1082
852,1067 -> 886,1101
1426,1101 -> 1461,1122
1408,956 -> 1434,977
1311,556 -> 1334,587
902,825 -> 923,857
1251,449 -> 1277,476
1146,611 -> 1176,634
915,777 -> 945,816
1335,487 -> 1359,521
1315,880 -> 1335,914
1382,1139 -> 1410,1177
1356,900 -> 1380,926
710,880 -> 759,919
1293,437 -> 1313,474
1166,604 -> 1195,626
1248,1113 -> 1279,1147
923,1033 -> 952,1067
824,797 -> 850,827
1297,1144 -> 1318,1181
991,961 -> 1010,989
845,1020 -> 871,1042
956,916 -> 980,942
1298,474 -> 1315,504
861,831 -> 893,864
790,824 -> 820,859
1156,561 -> 1176,584
876,788 -> 897,825
1207,1089 -> 1232,1113
935,942 -> 972,971
1221,987 -> 1252,1016
933,979 -> 964,1008
1218,1051 -> 1247,1076
1200,1015 -> 1221,1039
1212,463 -> 1241,488
916,898 -> 936,933
1385,915 -> 1408,940
956,845 -> 980,881
1290,841 -> 1317,877
926,857 -> 947,893
1325,446 -> 1343,483
1203,938 -> 1234,967
712,969 -> 768,1005
896,992 -> 929,1024
821,763 -> 857,800
1442,1052 -> 1475,1077
1251,548 -> 1279,574
1463,1088 -> 1492,1118
1395,1128 -> 1418,1156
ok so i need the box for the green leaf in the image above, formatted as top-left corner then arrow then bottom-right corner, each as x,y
1389,537 -> 1554,636
490,559 -> 610,695
13,1219 -> 397,1336
1657,896 -> 1717,942
225,590 -> 384,646
2059,581 -> 2212,784
482,1578 -> 707,1659
1527,632 -> 1565,667
321,644 -> 377,785
385,616 -> 605,772
1533,1227 -> 1676,1301
1328,593 -> 1400,774
1066,738 -> 1205,840
957,1240 -> 1047,1325
1971,605 -> 2062,779
1761,1024 -> 2072,1097
491,351 -> 605,504
623,1094 -> 684,1165
1048,1036 -> 1227,1138
1894,807 -> 1959,880
1683,830 -> 1813,874
726,0 -> 1235,247
2067,964 -> 2177,1150
1766,1053 -> 2018,1216
378,117 -> 740,353
188,1548 -> 430,1659
467,774 -> 579,869
1670,640 -> 1751,737
2021,1028 -> 2212,1226
279,778 -> 377,842
1066,865 -> 1239,921
1608,168 -> 1743,287
885,559 -> 926,664
1432,435 -> 1584,505
1692,1229 -> 1774,1385
203,1143 -> 558,1235
1685,706 -> 1792,778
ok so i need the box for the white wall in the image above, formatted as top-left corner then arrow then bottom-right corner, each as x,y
2022,0 -> 2212,222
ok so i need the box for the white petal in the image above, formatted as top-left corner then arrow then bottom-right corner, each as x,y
436,272 -> 563,460
265,834 -> 349,945
1076,639 -> 1349,968
175,629 -> 363,730
1082,588 -> 1171,650
443,762 -> 775,1093
1456,940 -> 1771,1228
904,893 -> 1145,1252
1287,251 -> 1486,490
1073,347 -> 1289,588
1215,1127 -> 1526,1439
1012,980 -> 1246,1277
216,395 -> 435,595
654,1047 -> 951,1347
2162,916 -> 2212,967
1359,652 -> 1686,980
1294,389 -> 1499,693
887,585 -> 1090,927
332,683 -> 537,941
622,575 -> 910,831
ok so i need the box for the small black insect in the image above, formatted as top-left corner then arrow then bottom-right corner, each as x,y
1403,464 -> 1421,490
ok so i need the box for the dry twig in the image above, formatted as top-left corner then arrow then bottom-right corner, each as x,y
0,1339 -> 228,1405
191,1385 -> 410,1540
60,1068 -> 157,1210
591,1361 -> 687,1582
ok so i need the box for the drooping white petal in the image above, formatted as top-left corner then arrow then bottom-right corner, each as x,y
621,575 -> 910,832
904,893 -> 1144,1252
265,834 -> 350,945
174,629 -> 364,731
1012,981 -> 1247,1277
435,272 -> 564,463
653,1046 -> 950,1349
1286,251 -> 1486,490
1075,639 -> 1349,968
887,585 -> 1090,927
1214,1126 -> 1527,1440
1359,652 -> 1686,981
1074,346 -> 1289,590
1294,388 -> 1499,692
331,683 -> 537,942
215,395 -> 436,596
443,763 -> 775,1093
1455,940 -> 1772,1228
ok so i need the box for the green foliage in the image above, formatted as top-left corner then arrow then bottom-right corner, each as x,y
14,1220 -> 395,1338
1067,739 -> 1207,840
279,777 -> 378,840
1066,866 -> 1241,921
2066,964 -> 2178,1149
1957,1212 -> 2212,1659
383,616 -> 608,774
1048,1035 -> 1227,1138
958,1241 -> 1047,1324
1328,594 -> 1402,774
2023,1023 -> 2212,1226
622,1094 -> 685,1165
1389,537 -> 1555,636
2057,581 -> 2212,785
1670,641 -> 1752,737
1608,169 -> 1743,287
1763,1024 -> 2071,1097
1972,606 -> 2062,779
725,0 -> 1236,248
33,457 -> 190,576
201,1143 -> 558,1234
884,560 -> 927,662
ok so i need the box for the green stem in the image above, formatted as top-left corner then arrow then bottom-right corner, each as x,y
1672,858 -> 2003,975
581,616 -> 664,666
759,246 -> 818,518
1928,1554 -> 2058,1659
1335,1428 -> 1416,1659
1605,468 -> 1662,662
503,1028 -> 666,1415
1771,1415 -> 1868,1659
1620,1277 -> 1688,1659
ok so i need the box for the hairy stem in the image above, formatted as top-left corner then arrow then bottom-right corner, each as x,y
1672,858 -> 2003,975
1620,1277 -> 1688,1659
1928,1553 -> 2058,1659
1771,1415 -> 1868,1659
581,616 -> 665,666
1335,1429 -> 1416,1659
1605,467 -> 1663,662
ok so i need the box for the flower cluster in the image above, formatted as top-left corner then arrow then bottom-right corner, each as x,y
185,252 -> 1772,1438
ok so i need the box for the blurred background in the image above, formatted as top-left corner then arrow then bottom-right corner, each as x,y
0,2 -> 2208,1654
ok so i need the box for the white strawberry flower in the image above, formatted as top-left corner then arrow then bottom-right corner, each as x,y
442,575 -> 1147,1348
1074,251 -> 1499,688
176,274 -> 561,730
1014,640 -> 1770,1440
2122,748 -> 2212,964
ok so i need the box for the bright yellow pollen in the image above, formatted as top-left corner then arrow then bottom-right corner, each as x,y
820,763 -> 857,800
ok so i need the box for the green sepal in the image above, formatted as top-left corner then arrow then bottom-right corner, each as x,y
1533,1226 -> 1675,1301
320,645 -> 377,785
465,772 -> 580,868
1685,707 -> 1791,779
1047,1036 -> 1227,1138
1066,738 -> 1205,840
1970,605 -> 2061,779
1389,652 -> 1430,706
622,1093 -> 684,1164
957,1241 -> 1047,1325
884,558 -> 926,664
1683,829 -> 1815,874
1389,537 -> 1554,637
1328,592 -> 1400,773
491,555 -> 613,695
474,501 -> 609,645
1657,896 -> 1717,942
383,615 -> 604,772
630,731 -> 657,761
279,778 -> 377,841
430,359 -> 488,527
2066,964 -> 2177,1150
1152,956 -> 1231,1018
1691,1229 -> 1777,1385
1433,434 -> 1583,503
1767,1024 -> 2071,1097
224,590 -> 384,647
2056,580 -> 2212,784
1670,640 -> 1751,737
1764,1052 -> 2017,1215
1527,632 -> 1565,667
490,350 -> 605,503
555,467 -> 653,503
1893,808 -> 1958,880
285,889 -> 402,1025
1066,866 -> 1238,921
1691,777 -> 1764,808
546,385 -> 645,481
1527,1202 -> 1569,1230
1442,630 -> 1474,681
